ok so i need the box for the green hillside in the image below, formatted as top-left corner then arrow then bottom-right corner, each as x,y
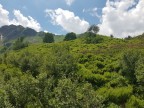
0,33 -> 144,107
23,35 -> 64,43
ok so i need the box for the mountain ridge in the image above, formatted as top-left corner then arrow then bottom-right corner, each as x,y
0,25 -> 42,41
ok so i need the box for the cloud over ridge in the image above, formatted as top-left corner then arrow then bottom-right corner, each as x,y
0,4 -> 41,32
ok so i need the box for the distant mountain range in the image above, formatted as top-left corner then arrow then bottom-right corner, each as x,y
0,25 -> 45,41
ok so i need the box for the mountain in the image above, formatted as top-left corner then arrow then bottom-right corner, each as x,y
0,25 -> 65,44
0,25 -> 37,41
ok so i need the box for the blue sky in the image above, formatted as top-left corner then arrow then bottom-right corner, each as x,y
0,0 -> 105,34
0,0 -> 144,37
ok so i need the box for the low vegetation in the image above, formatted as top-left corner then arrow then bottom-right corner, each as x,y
0,31 -> 144,108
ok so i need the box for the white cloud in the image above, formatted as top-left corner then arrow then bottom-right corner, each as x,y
0,4 -> 10,26
45,8 -> 90,34
99,0 -> 144,38
65,0 -> 75,6
0,4 -> 41,32
83,7 -> 100,18
44,30 -> 48,33
13,10 -> 41,32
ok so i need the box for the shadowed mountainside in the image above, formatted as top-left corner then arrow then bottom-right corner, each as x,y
0,25 -> 38,41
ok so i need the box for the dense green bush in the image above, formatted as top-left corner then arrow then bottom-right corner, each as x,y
64,32 -> 77,41
43,32 -> 54,43
120,50 -> 141,84
49,78 -> 104,108
126,96 -> 144,108
84,32 -> 103,44
0,33 -> 144,107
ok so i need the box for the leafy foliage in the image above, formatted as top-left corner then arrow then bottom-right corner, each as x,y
43,32 -> 54,43
84,32 -> 103,44
0,32 -> 144,107
64,32 -> 77,41
87,25 -> 99,34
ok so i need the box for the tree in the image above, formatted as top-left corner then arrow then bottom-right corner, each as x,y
87,25 -> 99,34
135,58 -> 144,98
43,33 -> 54,43
120,50 -> 140,84
110,34 -> 114,38
84,25 -> 102,44
13,37 -> 28,50
64,32 -> 77,41
125,36 -> 132,40
135,57 -> 144,85
84,32 -> 103,44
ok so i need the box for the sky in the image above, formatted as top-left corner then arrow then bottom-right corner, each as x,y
0,0 -> 144,38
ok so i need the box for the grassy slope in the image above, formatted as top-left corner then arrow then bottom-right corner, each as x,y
24,35 -> 65,43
